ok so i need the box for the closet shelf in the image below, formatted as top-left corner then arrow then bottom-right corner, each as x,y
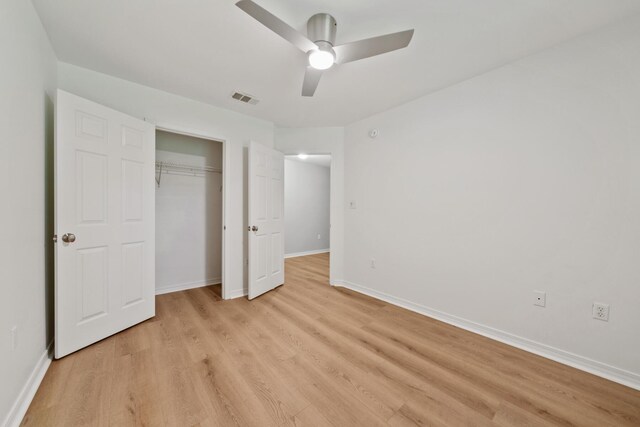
155,160 -> 222,187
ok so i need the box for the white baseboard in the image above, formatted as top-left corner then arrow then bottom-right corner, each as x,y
333,280 -> 640,391
3,342 -> 53,427
285,249 -> 330,259
155,278 -> 221,296
226,289 -> 247,300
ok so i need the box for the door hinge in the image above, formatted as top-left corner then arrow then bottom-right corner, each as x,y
53,234 -> 57,243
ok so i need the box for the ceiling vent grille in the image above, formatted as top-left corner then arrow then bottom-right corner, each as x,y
231,91 -> 259,105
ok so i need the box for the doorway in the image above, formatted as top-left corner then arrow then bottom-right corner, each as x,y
155,129 -> 224,298
284,154 -> 331,265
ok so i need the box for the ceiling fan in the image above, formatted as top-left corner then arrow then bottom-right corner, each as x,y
235,0 -> 414,97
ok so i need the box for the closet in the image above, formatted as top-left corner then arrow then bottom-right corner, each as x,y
155,130 -> 223,296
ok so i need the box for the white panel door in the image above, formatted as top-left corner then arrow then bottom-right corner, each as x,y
248,141 -> 284,299
55,90 -> 155,358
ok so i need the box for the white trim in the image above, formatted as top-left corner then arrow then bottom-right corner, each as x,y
3,342 -> 53,427
155,278 -> 221,296
333,280 -> 640,391
285,249 -> 330,259
226,289 -> 248,300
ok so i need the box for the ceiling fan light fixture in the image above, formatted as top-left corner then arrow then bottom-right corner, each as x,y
235,1 -> 414,96
308,48 -> 335,70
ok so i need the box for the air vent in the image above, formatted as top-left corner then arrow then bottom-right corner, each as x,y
231,91 -> 259,105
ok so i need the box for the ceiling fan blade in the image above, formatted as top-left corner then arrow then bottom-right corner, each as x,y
333,29 -> 414,64
302,67 -> 323,97
236,0 -> 318,53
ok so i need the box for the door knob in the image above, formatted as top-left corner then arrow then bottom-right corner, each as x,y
62,233 -> 76,243
251,226 -> 258,232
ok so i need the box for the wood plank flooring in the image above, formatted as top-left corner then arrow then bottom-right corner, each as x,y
23,253 -> 640,426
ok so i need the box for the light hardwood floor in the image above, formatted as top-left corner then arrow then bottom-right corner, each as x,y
23,253 -> 640,426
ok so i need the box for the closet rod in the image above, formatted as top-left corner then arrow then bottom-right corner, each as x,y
155,160 -> 222,187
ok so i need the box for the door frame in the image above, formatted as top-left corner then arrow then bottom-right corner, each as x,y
282,152 -> 335,283
155,125 -> 229,299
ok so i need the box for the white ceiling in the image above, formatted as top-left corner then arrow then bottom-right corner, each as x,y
286,154 -> 331,168
33,0 -> 640,127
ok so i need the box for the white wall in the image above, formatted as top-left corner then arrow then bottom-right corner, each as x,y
57,62 -> 274,299
284,159 -> 330,256
342,15 -> 640,386
275,127 -> 345,283
155,131 -> 222,293
0,0 -> 57,424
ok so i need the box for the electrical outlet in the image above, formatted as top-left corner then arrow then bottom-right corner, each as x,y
10,326 -> 17,351
593,303 -> 610,321
349,201 -> 357,209
317,234 -> 321,240
533,291 -> 546,307
370,258 -> 376,269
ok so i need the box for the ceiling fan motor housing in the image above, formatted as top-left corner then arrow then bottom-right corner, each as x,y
307,13 -> 337,45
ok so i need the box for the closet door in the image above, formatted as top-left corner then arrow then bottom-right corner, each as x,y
248,141 -> 285,299
55,90 -> 156,358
